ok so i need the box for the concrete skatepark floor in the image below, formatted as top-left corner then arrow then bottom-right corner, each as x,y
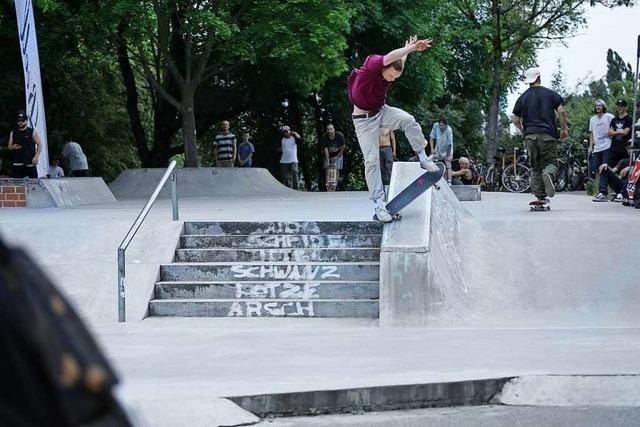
2,174 -> 640,425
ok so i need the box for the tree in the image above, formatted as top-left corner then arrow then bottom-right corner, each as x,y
113,0 -> 354,167
606,48 -> 634,84
551,59 -> 569,99
453,0 -> 587,162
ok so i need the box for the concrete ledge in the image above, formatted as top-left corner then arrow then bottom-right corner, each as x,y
451,184 -> 481,201
379,163 -> 438,326
228,377 -> 514,418
0,178 -> 116,207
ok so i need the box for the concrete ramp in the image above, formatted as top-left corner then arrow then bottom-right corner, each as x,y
110,167 -> 294,200
381,162 -> 640,328
39,178 -> 117,207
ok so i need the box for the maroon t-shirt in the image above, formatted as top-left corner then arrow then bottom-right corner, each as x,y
347,54 -> 391,111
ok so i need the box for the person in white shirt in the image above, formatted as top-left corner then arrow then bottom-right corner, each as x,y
279,125 -> 301,189
588,99 -> 615,201
48,157 -> 64,178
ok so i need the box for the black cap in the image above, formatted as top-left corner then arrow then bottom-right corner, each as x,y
616,99 -> 628,107
16,111 -> 27,120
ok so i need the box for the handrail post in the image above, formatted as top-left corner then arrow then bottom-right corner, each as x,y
116,160 -> 178,323
117,247 -> 126,322
171,171 -> 179,221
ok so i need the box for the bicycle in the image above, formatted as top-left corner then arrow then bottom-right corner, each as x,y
557,141 -> 587,191
483,147 -> 507,191
501,146 -> 531,193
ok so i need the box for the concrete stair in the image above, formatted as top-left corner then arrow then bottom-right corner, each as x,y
149,221 -> 383,318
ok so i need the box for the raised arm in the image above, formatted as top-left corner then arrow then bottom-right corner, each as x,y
383,36 -> 432,67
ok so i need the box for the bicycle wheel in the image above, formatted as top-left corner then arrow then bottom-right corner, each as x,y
555,164 -> 568,192
485,166 -> 498,191
567,161 -> 585,191
502,163 -> 531,193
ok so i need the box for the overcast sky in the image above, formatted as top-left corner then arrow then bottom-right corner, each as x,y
506,3 -> 640,114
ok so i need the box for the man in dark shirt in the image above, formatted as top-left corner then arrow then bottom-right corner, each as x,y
595,158 -> 631,203
608,99 -> 633,169
319,123 -> 346,191
7,111 -> 42,179
512,68 -> 568,202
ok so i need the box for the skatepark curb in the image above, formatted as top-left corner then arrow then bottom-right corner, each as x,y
227,377 -> 514,418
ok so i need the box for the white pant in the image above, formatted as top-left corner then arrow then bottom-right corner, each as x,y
353,104 -> 427,201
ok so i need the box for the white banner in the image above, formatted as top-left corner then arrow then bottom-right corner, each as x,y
15,0 -> 49,177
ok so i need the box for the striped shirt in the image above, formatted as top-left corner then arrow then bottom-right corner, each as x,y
213,132 -> 236,161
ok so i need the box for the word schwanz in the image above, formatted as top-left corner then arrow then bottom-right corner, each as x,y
230,264 -> 339,280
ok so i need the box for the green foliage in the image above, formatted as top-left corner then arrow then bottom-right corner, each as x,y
606,48 -> 634,83
2,0 -> 634,188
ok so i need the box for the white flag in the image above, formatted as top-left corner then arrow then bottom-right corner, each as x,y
15,0 -> 49,177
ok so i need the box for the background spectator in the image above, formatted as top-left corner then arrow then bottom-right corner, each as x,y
319,123 -> 345,191
8,111 -> 41,179
429,118 -> 453,182
379,127 -> 396,195
451,157 -> 474,185
48,156 -> 64,178
237,131 -> 255,167
61,139 -> 88,177
593,157 -> 630,203
588,99 -> 614,201
279,125 -> 300,189
607,99 -> 632,169
213,120 -> 236,167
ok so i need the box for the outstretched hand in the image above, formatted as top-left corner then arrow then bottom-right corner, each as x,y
406,35 -> 432,52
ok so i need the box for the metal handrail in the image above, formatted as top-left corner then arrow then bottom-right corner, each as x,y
117,160 -> 179,322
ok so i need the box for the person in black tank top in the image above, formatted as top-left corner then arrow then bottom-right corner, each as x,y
451,157 -> 474,185
7,111 -> 42,178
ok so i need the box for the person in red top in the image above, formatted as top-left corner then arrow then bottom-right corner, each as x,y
348,36 -> 438,222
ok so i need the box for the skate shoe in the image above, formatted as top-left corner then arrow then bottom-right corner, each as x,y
420,157 -> 440,173
592,193 -> 607,202
543,172 -> 555,198
373,199 -> 393,223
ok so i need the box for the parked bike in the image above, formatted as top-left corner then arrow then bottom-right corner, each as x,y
557,141 -> 588,191
483,147 -> 507,192
501,146 -> 531,193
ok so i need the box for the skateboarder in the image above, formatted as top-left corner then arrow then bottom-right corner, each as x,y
348,36 -> 439,223
512,68 -> 568,206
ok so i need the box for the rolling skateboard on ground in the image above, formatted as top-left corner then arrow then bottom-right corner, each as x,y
529,199 -> 551,211
373,162 -> 446,221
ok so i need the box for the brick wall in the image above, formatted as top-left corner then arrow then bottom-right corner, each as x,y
0,185 -> 27,208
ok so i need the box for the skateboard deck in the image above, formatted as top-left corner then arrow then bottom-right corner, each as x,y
374,163 -> 446,221
529,200 -> 550,211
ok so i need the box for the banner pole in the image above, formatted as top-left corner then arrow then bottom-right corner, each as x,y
14,0 -> 49,178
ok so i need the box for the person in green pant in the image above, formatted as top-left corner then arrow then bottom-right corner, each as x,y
512,68 -> 569,203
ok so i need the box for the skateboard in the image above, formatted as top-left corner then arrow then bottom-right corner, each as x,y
374,162 -> 446,221
529,199 -> 550,211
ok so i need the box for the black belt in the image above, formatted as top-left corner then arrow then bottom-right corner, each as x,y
352,110 -> 380,119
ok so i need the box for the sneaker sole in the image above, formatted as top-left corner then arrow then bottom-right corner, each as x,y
373,214 -> 393,223
543,173 -> 555,198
